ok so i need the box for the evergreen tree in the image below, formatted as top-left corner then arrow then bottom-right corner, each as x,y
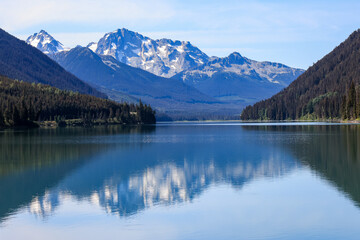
0,76 -> 156,127
241,30 -> 360,121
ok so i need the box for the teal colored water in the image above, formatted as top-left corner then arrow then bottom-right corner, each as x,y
0,122 -> 360,239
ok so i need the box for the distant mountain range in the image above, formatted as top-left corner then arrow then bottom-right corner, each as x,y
25,28 -> 304,119
173,52 -> 304,104
51,46 -> 225,116
241,29 -> 360,120
87,28 -> 209,78
0,28 -> 105,98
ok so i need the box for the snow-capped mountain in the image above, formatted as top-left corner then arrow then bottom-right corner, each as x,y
51,46 -> 231,118
176,52 -> 304,87
173,52 -> 305,104
26,28 -> 304,111
26,30 -> 67,54
88,28 -> 209,78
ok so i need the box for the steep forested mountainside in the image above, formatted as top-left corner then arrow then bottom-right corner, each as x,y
0,28 -> 105,98
241,30 -> 360,120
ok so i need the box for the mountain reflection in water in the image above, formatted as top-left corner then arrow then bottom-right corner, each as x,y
1,123 -> 359,223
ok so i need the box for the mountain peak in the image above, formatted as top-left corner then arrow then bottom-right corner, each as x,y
108,28 -> 144,39
226,52 -> 246,64
174,49 -> 304,102
205,51 -> 247,66
39,30 -> 49,35
120,28 -> 131,33
113,28 -> 130,33
26,30 -> 66,54
90,28 -> 209,77
0,28 -> 105,98
229,52 -> 242,57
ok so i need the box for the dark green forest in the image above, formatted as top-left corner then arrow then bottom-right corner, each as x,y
241,29 -> 360,121
0,28 -> 105,98
0,75 -> 156,127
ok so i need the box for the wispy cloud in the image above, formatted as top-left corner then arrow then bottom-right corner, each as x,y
1,0 -> 175,31
3,0 -> 360,69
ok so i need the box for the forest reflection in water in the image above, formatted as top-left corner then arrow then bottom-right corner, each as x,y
0,123 -> 359,224
0,125 -> 155,221
244,124 -> 360,207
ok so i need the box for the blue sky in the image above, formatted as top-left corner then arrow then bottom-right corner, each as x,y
2,0 -> 360,69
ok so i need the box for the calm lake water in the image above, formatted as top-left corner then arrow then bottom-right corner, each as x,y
0,122 -> 360,239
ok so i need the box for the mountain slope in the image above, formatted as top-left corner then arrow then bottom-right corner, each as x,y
174,52 -> 304,104
51,47 -> 235,117
89,28 -> 209,78
241,29 -> 360,120
26,30 -> 67,54
0,28 -> 105,98
26,28 -> 303,108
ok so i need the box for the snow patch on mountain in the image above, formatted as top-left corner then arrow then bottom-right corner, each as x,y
87,42 -> 98,52
90,28 -> 209,78
177,52 -> 304,87
26,30 -> 68,54
27,29 -> 303,87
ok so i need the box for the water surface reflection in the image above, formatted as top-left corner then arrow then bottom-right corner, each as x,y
0,123 -> 359,224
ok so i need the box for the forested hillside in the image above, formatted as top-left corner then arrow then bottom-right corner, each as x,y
0,28 -> 105,98
241,29 -> 360,120
0,76 -> 155,127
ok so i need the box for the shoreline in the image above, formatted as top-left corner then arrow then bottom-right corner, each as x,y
0,119 -> 155,129
2,119 -> 360,129
159,119 -> 360,123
